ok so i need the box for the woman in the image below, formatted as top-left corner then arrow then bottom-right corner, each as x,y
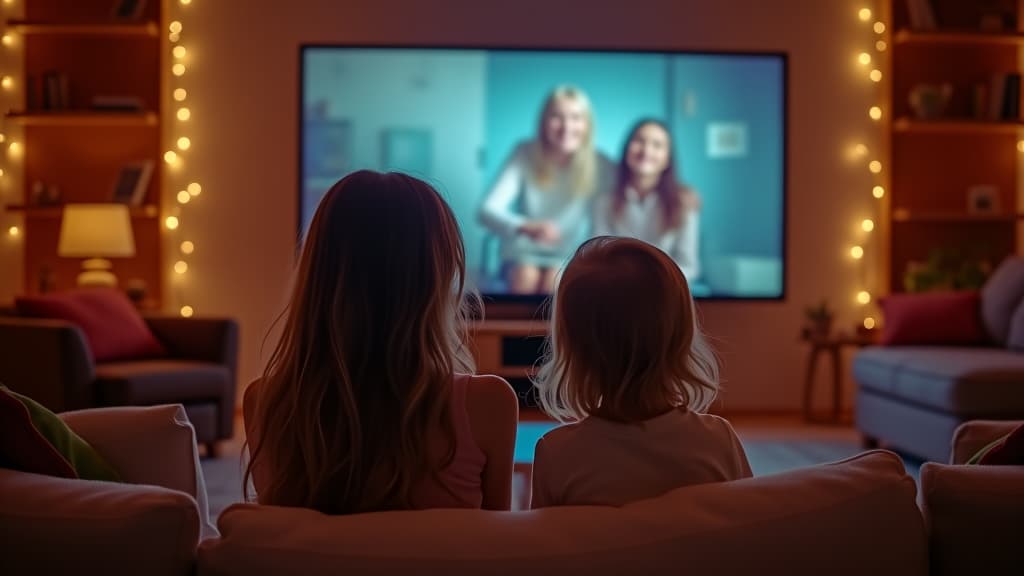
244,170 -> 518,515
593,119 -> 701,280
479,85 -> 615,294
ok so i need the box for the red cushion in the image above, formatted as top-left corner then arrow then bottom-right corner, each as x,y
879,291 -> 986,346
0,386 -> 76,478
979,423 -> 1024,465
16,288 -> 166,362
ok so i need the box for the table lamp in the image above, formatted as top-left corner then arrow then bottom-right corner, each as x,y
58,203 -> 136,287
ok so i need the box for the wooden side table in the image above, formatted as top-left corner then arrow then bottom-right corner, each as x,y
801,332 -> 878,423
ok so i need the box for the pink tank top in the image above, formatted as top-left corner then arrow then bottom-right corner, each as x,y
408,375 -> 487,509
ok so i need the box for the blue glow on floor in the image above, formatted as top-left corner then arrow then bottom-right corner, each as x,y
515,421 -> 559,463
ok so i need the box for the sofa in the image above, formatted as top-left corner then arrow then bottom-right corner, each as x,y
198,450 -> 926,576
920,420 -> 1024,576
0,404 -> 215,576
854,258 -> 1024,462
0,313 -> 238,454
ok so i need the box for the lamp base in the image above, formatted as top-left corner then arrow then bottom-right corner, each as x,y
77,258 -> 117,288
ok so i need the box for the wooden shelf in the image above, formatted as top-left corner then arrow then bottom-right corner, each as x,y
5,111 -> 158,127
893,117 -> 1024,134
892,210 -> 1022,223
6,19 -> 158,37
895,28 -> 1024,46
5,204 -> 160,218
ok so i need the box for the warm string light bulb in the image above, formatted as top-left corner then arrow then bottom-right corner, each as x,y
862,219 -> 875,232
869,160 -> 882,173
7,225 -> 18,237
858,8 -> 872,21
187,182 -> 202,196
164,150 -> 178,164
180,305 -> 194,318
1,34 -> 13,47
873,185 -> 885,199
869,106 -> 882,120
857,291 -> 872,305
177,107 -> 191,121
174,260 -> 188,274
1017,140 -> 1024,153
165,216 -> 180,230
876,40 -> 887,52
177,191 -> 191,204
851,246 -> 864,259
869,69 -> 883,82
858,52 -> 872,65
169,21 -> 183,34
0,168 -> 5,177
854,143 -> 868,156
172,63 -> 186,76
7,141 -> 22,158
173,46 -> 187,59
177,136 -> 191,150
873,22 -> 886,34
863,317 -> 876,330
180,0 -> 193,5
174,88 -> 187,101
1,76 -> 13,89
169,32 -> 181,43
181,241 -> 195,254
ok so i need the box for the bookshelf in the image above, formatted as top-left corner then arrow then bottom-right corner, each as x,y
884,0 -> 1023,292
1,0 -> 165,302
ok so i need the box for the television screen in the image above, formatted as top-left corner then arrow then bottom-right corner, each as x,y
300,46 -> 786,299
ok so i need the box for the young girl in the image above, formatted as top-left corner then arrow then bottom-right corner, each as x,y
479,85 -> 615,294
244,170 -> 519,514
530,236 -> 750,508
593,119 -> 701,280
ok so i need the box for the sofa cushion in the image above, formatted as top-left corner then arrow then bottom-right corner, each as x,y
968,423 -> 1024,465
15,288 -> 166,363
981,256 -> 1024,346
199,451 -> 925,576
879,291 -> 986,346
94,360 -> 230,406
854,347 -> 1024,415
0,386 -> 119,482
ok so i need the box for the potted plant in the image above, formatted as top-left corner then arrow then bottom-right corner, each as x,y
802,300 -> 834,340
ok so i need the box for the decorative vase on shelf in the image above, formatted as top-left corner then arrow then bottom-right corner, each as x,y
908,83 -> 952,120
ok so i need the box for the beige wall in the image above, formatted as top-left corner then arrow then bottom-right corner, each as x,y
7,0 -> 885,412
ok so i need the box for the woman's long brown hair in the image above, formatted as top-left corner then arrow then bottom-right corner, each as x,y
611,119 -> 686,231
243,171 -> 475,514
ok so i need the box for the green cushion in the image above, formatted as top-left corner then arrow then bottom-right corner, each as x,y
0,385 -> 121,482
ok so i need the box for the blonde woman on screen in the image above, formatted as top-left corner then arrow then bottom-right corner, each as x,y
479,85 -> 615,294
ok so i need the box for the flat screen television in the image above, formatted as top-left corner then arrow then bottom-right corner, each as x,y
300,45 -> 787,301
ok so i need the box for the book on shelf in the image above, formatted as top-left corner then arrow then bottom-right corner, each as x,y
905,0 -> 937,30
988,73 -> 1022,121
40,70 -> 70,111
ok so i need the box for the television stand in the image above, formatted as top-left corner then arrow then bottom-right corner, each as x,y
469,319 -> 548,407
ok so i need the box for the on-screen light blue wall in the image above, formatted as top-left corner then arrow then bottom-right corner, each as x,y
669,54 -> 784,262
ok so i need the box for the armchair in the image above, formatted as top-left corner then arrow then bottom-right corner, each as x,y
0,313 -> 238,455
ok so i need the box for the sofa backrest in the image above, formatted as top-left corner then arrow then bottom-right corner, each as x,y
981,256 -> 1024,347
198,450 -> 926,576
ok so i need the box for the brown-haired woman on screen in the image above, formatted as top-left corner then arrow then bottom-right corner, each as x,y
479,85 -> 616,294
244,170 -> 518,514
593,118 -> 702,280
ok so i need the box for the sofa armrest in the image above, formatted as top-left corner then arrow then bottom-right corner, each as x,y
950,420 -> 1024,464
60,404 -> 218,540
920,463 -> 1024,575
146,316 -> 238,374
0,317 -> 95,412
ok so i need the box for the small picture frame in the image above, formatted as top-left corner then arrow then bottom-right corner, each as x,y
111,0 -> 148,20
967,185 -> 1000,215
112,161 -> 154,206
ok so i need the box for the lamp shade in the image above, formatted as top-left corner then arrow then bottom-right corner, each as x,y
58,204 -> 136,258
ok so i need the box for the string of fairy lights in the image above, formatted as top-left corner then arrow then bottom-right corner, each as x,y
851,4 -> 887,331
164,0 -> 200,318
1,0 -> 21,246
